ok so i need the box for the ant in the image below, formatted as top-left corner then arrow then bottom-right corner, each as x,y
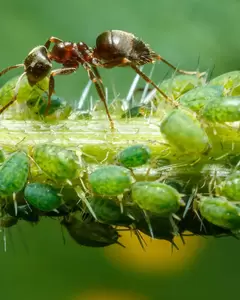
0,30 -> 204,129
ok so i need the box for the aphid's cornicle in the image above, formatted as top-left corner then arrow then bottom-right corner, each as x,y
0,30 -> 204,129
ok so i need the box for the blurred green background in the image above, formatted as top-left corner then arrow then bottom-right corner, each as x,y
1,0 -> 240,299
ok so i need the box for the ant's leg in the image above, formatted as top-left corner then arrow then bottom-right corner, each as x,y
83,64 -> 114,129
0,72 -> 26,114
129,63 -> 179,107
91,66 -> 105,94
0,64 -> 24,77
155,55 -> 206,77
45,67 -> 77,115
44,37 -> 63,49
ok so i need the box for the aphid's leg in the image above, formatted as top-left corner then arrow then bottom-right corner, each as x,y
142,209 -> 154,238
46,67 -> 77,115
12,193 -> 18,216
183,186 -> 198,218
83,64 -> 115,130
155,55 -> 206,77
44,37 -> 63,49
0,64 -> 24,77
0,72 -> 26,114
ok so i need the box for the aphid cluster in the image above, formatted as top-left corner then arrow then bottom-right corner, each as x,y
1,36 -> 240,251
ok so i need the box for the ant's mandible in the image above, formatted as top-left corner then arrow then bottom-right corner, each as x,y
0,30 -> 204,129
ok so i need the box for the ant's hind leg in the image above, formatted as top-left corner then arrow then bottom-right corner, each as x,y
130,62 -> 179,107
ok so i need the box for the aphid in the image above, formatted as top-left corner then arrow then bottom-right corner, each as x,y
0,151 -> 29,205
179,204 -> 232,237
198,196 -> 240,231
202,96 -> 240,123
0,75 -> 49,113
88,165 -> 133,196
209,71 -> 240,96
24,183 -> 62,211
61,214 -> 123,247
27,92 -> 71,119
160,108 -> 211,154
33,144 -> 80,182
131,181 -> 182,216
116,144 -> 151,168
88,196 -> 133,226
158,74 -> 205,100
179,85 -> 224,112
121,105 -> 151,118
220,172 -> 240,201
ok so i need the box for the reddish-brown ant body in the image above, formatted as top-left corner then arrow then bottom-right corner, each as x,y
0,30 -> 203,129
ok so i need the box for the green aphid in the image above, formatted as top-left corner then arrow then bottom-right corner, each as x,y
179,85 -> 224,112
158,74 -> 204,100
24,183 -> 62,211
61,214 -> 123,248
0,76 -> 49,107
117,144 -> 151,168
131,181 -> 182,216
121,105 -> 151,118
88,196 -> 133,226
202,96 -> 240,123
33,144 -> 80,181
221,172 -> 240,201
198,196 -> 240,230
209,71 -> 240,96
0,151 -> 29,196
27,92 -> 69,116
160,108 -> 211,154
89,165 -> 133,196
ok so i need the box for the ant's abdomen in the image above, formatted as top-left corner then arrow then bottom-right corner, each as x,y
96,30 -> 134,60
95,30 -> 155,64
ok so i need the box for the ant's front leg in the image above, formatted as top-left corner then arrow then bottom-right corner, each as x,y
44,37 -> 63,49
0,64 -> 24,77
45,67 -> 77,115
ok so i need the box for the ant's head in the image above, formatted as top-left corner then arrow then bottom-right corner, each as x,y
24,46 -> 52,85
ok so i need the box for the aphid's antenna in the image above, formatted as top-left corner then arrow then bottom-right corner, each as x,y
126,66 -> 143,103
140,64 -> 155,103
142,209 -> 154,239
183,185 -> 198,218
78,80 -> 92,110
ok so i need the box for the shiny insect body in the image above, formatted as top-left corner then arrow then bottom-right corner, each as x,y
0,30 -> 203,128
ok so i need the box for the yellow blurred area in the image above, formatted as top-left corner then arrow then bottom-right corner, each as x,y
105,230 -> 206,274
74,289 -> 148,300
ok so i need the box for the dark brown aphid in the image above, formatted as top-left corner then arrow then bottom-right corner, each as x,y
61,214 -> 124,248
